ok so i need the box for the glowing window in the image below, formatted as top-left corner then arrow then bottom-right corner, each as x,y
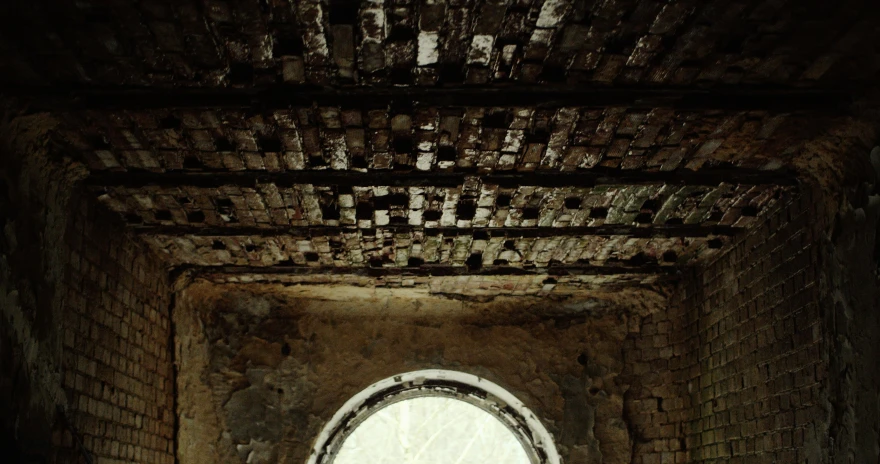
310,370 -> 560,464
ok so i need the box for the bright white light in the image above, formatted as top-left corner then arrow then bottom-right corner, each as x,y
333,396 -> 531,464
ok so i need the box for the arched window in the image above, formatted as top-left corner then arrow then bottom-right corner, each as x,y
309,370 -> 560,464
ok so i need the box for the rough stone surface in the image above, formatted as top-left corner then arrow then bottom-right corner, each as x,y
174,282 -> 667,464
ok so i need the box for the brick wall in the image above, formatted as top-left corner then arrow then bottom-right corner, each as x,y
0,115 -> 174,463
624,189 -> 827,463
54,193 -> 175,464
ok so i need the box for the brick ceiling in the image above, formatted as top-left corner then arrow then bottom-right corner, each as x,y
2,0 -> 878,292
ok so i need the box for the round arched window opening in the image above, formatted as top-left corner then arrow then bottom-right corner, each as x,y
308,370 -> 561,464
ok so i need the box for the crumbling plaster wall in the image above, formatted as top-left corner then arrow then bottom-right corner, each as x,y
174,282 -> 668,464
0,113 -> 175,463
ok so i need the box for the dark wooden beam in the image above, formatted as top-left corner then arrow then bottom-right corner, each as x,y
4,84 -> 851,112
134,224 -> 740,238
180,263 -> 681,278
86,167 -> 800,189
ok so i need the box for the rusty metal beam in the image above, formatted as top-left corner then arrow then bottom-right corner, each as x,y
133,224 -> 740,238
3,84 -> 851,112
85,168 -> 800,189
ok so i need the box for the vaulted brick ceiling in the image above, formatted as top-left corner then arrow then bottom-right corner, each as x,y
2,0 -> 877,292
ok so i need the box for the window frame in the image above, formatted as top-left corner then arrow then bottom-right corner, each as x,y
308,369 -> 561,464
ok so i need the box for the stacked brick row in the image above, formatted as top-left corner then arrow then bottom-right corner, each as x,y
54,196 -> 175,464
143,230 -> 718,269
2,0 -> 875,87
62,107 -> 798,174
623,189 -> 827,463
97,183 -> 784,230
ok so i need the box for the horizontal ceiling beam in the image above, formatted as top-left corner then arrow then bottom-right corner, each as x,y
86,168 -> 800,189
178,263 -> 680,278
5,84 -> 852,112
134,224 -> 740,238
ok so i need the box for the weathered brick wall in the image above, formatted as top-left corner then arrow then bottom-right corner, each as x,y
0,115 -> 174,463
55,193 -> 175,464
624,189 -> 827,463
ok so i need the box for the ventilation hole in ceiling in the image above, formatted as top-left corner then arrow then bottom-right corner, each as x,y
176,196 -> 192,205
389,68 -> 413,85
321,204 -> 340,221
388,216 -> 408,225
329,0 -> 359,24
641,199 -> 661,212
212,240 -> 227,250
539,65 -> 567,83
351,156 -> 368,169
564,197 -> 582,209
245,244 -> 258,252
589,207 -> 608,219
542,277 -> 557,285
524,130 -> 550,144
635,212 -> 653,224
228,63 -> 255,85
88,135 -> 111,149
369,258 -> 384,268
472,230 -> 489,241
577,353 -> 588,366
186,210 -> 205,223
183,156 -> 205,169
496,195 -> 512,207
392,137 -> 413,154
483,111 -> 512,129
159,115 -> 181,130
423,210 -> 442,221
304,252 -> 320,262
216,198 -> 234,209
383,239 -> 394,247
407,257 -> 425,267
437,64 -> 465,84
662,251 -> 678,263
124,213 -> 143,224
708,239 -> 724,249
456,202 -> 476,220
742,205 -> 759,217
386,26 -> 417,42
603,36 -> 629,54
259,136 -> 282,152
522,208 -> 540,220
388,193 -> 410,207
310,155 -> 328,167
274,33 -> 304,56
280,343 -> 291,356
425,228 -> 441,237
437,146 -> 457,162
465,253 -> 483,270
356,203 -> 375,219
503,240 -> 516,250
628,252 -> 650,266
154,210 -> 172,221
214,137 -> 235,151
